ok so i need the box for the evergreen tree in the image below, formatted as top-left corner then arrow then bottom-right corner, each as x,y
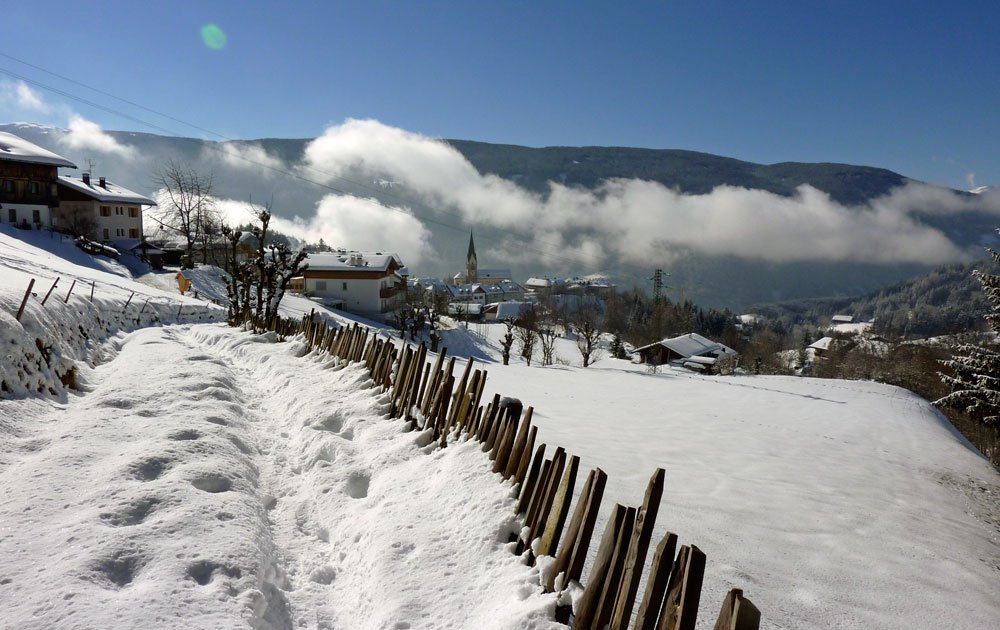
936,246 -> 1000,426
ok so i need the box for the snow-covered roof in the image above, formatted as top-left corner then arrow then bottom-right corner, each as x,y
0,131 -> 77,168
809,336 -> 835,351
524,277 -> 552,289
477,268 -> 512,279
57,176 -> 157,205
635,333 -> 737,358
304,252 -> 401,272
485,301 -> 533,319
831,314 -> 854,323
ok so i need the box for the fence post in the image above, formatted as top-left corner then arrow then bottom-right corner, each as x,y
572,503 -> 629,629
15,278 -> 35,321
63,278 -> 77,303
124,291 -> 135,310
40,277 -> 59,306
90,280 -> 96,302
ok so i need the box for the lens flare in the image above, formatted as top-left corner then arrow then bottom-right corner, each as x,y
201,24 -> 227,50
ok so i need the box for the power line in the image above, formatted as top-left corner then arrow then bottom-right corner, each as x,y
0,57 -> 597,269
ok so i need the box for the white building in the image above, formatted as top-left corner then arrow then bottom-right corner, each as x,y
0,131 -> 77,229
291,251 -> 407,318
54,174 -> 156,243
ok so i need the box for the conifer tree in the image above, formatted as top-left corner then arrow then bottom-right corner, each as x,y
935,246 -> 1000,425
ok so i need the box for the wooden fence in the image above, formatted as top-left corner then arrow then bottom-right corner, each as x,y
258,312 -> 763,630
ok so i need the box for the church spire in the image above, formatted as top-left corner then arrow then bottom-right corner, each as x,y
466,231 -> 478,283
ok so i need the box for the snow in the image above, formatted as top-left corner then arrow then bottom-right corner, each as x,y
304,252 -> 400,272
431,320 -> 1000,629
57,175 -> 157,206
831,321 -> 873,334
0,130 -> 77,168
0,325 -> 561,629
3,228 -> 1000,629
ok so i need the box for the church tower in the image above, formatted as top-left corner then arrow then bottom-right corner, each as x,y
466,231 -> 478,284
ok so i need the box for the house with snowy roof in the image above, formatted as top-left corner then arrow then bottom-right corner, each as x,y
0,130 -> 76,230
289,251 -> 407,318
54,173 -> 156,243
634,332 -> 737,367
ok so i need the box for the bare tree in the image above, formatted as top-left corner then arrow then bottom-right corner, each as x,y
500,318 -> 516,366
539,326 -> 558,366
573,304 -> 603,367
223,201 -> 307,328
150,160 -> 216,267
516,306 -> 539,366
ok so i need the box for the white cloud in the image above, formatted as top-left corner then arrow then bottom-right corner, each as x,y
208,193 -> 434,266
205,142 -> 285,175
302,119 -> 998,268
14,82 -> 49,112
59,115 -> 136,157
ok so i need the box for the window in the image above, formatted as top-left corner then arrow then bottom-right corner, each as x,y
7,208 -> 15,223
29,182 -> 39,195
116,228 -> 124,237
342,282 -> 348,291
32,209 -> 40,223
100,206 -> 110,217
128,228 -> 139,238
102,228 -> 109,239
50,184 -> 57,196
3,180 -> 12,192
128,207 -> 138,218
115,206 -> 123,215
315,280 -> 327,291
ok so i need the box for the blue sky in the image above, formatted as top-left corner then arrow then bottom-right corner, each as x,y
1,0 -> 997,189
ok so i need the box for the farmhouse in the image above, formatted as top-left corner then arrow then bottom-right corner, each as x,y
54,174 -> 156,243
0,131 -> 76,230
634,332 -> 737,367
290,251 -> 407,318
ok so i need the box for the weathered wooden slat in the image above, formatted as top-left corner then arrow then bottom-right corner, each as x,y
712,589 -> 760,630
514,425 -> 538,487
524,448 -> 567,556
609,467 -> 666,630
421,348 -> 447,417
502,407 -> 533,479
447,358 -> 474,427
546,467 -> 607,592
592,506 -> 637,629
657,544 -> 706,630
522,458 -> 552,534
416,362 -> 431,410
635,531 -> 679,630
536,454 -> 579,558
516,441 -> 545,515
572,504 -> 629,629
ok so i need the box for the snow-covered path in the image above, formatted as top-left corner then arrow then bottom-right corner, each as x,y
0,324 -> 560,629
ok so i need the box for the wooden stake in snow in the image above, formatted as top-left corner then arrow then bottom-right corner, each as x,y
63,278 -> 77,303
90,280 -> 96,302
40,277 -> 60,306
124,291 -> 135,309
15,278 -> 35,321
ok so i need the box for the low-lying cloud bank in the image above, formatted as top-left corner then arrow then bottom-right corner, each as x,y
301,119 -> 1000,268
156,192 -> 435,267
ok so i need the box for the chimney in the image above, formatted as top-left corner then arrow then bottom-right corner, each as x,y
82,173 -> 90,185
99,176 -> 107,189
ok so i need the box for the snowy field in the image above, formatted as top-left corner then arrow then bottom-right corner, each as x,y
2,227 -> 999,629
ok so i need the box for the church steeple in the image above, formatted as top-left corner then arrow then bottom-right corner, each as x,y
466,231 -> 478,283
